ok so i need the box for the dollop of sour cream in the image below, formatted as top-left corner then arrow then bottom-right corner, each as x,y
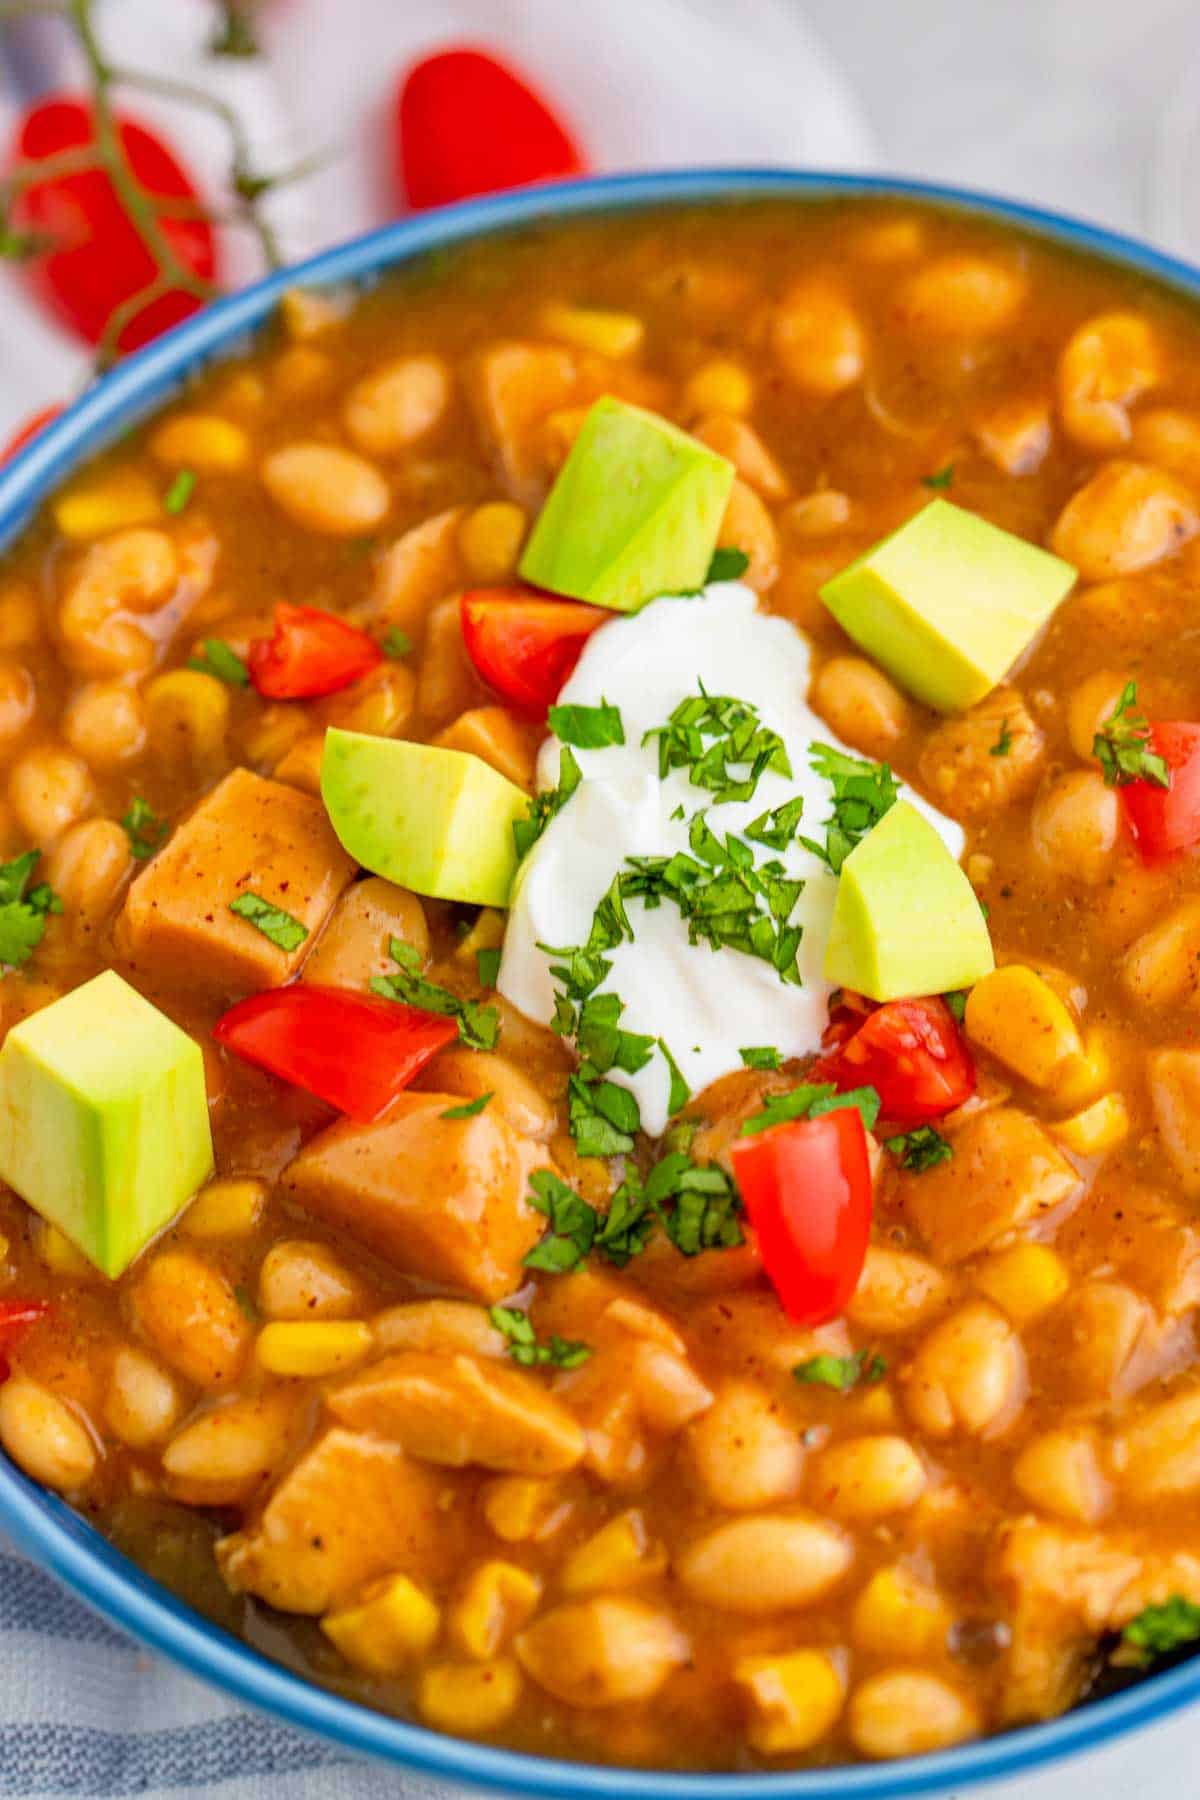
498,584 -> 964,1137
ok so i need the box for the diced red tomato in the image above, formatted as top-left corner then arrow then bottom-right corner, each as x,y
9,96 -> 218,353
1121,721 -> 1200,861
1,404 -> 62,463
730,1106 -> 873,1325
812,996 -> 974,1128
247,603 -> 383,701
0,1298 -> 50,1383
460,590 -> 608,716
213,986 -> 458,1123
395,48 -> 586,212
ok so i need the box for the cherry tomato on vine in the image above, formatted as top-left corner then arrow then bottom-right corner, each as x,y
8,96 -> 219,354
395,48 -> 586,211
1,404 -> 62,463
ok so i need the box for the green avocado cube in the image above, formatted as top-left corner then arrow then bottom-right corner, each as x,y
321,729 -> 529,907
0,970 -> 213,1278
823,800 -> 994,1002
518,395 -> 735,611
819,499 -> 1076,712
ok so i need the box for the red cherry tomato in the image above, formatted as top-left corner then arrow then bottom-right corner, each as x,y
248,603 -> 383,701
1121,722 -> 1200,861
213,985 -> 458,1124
0,1298 -> 50,1383
396,47 -> 586,211
9,96 -> 218,353
460,589 -> 608,715
811,996 -> 974,1128
1,403 -> 62,463
730,1106 -> 873,1325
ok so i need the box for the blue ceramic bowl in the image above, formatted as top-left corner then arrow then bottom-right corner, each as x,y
1,168 -> 1198,1797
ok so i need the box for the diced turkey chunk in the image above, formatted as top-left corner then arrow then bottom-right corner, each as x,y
1149,1049 -> 1200,1197
280,1091 -> 545,1301
469,342 -> 580,499
214,1427 -> 449,1615
918,688 -> 1045,821
115,768 -> 354,994
327,1351 -> 586,1475
902,1108 -> 1079,1263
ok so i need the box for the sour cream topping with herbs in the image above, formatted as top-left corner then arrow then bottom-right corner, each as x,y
498,584 -> 964,1137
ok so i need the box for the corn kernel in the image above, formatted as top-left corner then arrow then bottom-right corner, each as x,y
279,286 -> 345,341
973,1243 -> 1069,1324
272,731 -> 326,795
181,1179 -> 266,1241
561,1510 -> 668,1596
850,1566 -> 952,1659
734,1649 -> 845,1755
459,502 -> 527,583
965,965 -> 1083,1087
543,407 -> 589,465
433,706 -> 535,790
54,470 -> 161,540
481,1475 -> 572,1543
321,1573 -> 440,1674
144,670 -> 230,766
418,1658 -> 522,1734
151,415 -> 250,472
1053,1092 -> 1130,1155
239,705 -> 309,769
255,1319 -> 373,1377
1051,1029 -> 1113,1107
683,358 -> 753,418
455,908 -> 506,968
324,665 -> 415,738
34,1220 -> 95,1278
541,302 -> 644,359
450,1561 -> 542,1659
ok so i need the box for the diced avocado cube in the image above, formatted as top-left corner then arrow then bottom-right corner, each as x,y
819,499 -> 1076,712
823,800 -> 994,1001
0,970 -> 213,1278
518,395 -> 735,611
321,729 -> 529,907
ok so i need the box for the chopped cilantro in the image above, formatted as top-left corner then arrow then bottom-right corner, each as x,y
800,743 -> 898,873
188,639 -> 249,687
1093,682 -> 1169,789
523,1169 -> 598,1273
164,469 -> 196,514
233,1282 -> 259,1321
440,1093 -> 493,1120
921,463 -> 954,491
547,698 -> 625,749
885,1124 -> 953,1172
0,849 -> 61,970
371,937 -> 500,1050
210,0 -> 261,56
229,892 -> 308,952
567,1072 -> 640,1158
794,1349 -> 887,1391
740,1046 -> 783,1071
1120,1597 -> 1200,1666
642,684 -> 791,806
382,628 -> 412,659
706,546 -> 750,583
576,991 -> 656,1075
990,718 -> 1012,758
488,1305 -> 591,1370
943,989 -> 968,1022
121,796 -> 168,861
745,793 -> 805,852
597,1152 -> 741,1265
741,1082 -> 881,1137
659,1039 -> 691,1115
476,946 -> 501,988
513,746 -> 582,860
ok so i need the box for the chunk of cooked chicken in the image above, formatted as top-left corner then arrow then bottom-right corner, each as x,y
327,1351 -> 585,1475
1149,1048 -> 1200,1197
918,688 -> 1045,821
280,1092 -> 545,1301
901,1108 -> 1080,1264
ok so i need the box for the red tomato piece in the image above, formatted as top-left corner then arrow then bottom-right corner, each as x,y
0,1298 -> 50,1383
396,47 -> 586,211
730,1106 -> 873,1325
10,96 -> 218,353
248,603 -> 383,700
1,403 -> 62,463
812,996 -> 974,1128
1121,721 -> 1200,861
213,985 -> 458,1123
460,589 -> 608,715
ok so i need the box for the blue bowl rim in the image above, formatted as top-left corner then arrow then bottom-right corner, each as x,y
1,165 -> 1199,1797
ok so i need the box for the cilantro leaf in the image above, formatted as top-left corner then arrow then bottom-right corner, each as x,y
740,1082 -> 880,1137
794,1349 -> 887,1392
164,469 -> 196,515
121,796 -> 168,861
885,1124 -> 953,1172
0,849 -> 61,970
567,1073 -> 639,1158
476,946 -> 501,988
745,794 -> 805,852
921,464 -> 954,491
371,938 -> 500,1050
488,1305 -> 591,1370
188,639 -> 249,687
382,628 -> 412,659
229,892 -> 308,952
706,546 -> 750,583
800,743 -> 898,873
547,699 -> 625,749
740,1046 -> 783,1070
441,1093 -> 493,1120
513,747 -> 582,860
524,1169 -> 598,1273
990,718 -> 1012,758
1093,682 -> 1169,789
1120,1597 -> 1200,1666
642,684 -> 791,806
943,989 -> 968,1022
659,1039 -> 691,1116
